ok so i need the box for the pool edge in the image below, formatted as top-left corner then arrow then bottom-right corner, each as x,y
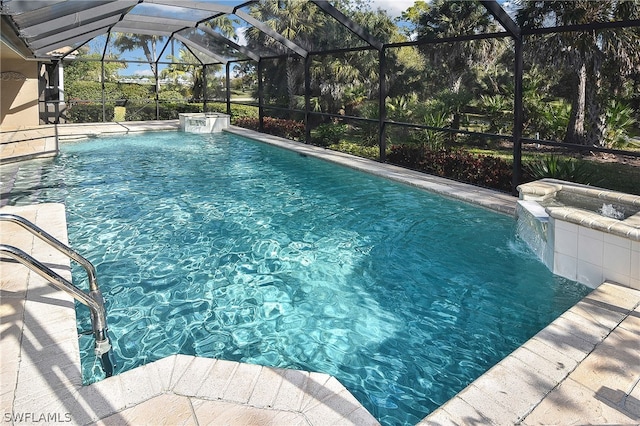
224,126 -> 518,217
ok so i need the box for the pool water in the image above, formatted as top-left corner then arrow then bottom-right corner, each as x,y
6,132 -> 590,425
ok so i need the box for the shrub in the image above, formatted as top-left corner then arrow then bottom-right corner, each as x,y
329,142 -> 379,160
311,123 -> 347,147
387,144 -> 513,192
523,155 -> 599,185
206,102 -> 259,121
66,81 -> 153,103
605,100 -> 636,148
124,103 -> 202,121
67,103 -> 114,123
235,117 -> 305,141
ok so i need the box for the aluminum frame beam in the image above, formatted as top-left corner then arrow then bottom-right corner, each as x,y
198,24 -> 260,61
173,33 -> 228,64
17,1 -> 138,38
28,15 -> 121,49
121,14 -> 197,28
33,27 -> 109,56
145,0 -> 234,15
234,8 -> 307,58
110,25 -> 173,37
479,0 -> 520,38
310,0 -> 383,51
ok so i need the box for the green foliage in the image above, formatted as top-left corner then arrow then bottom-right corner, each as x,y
234,117 -> 305,141
118,83 -> 153,101
158,89 -> 187,102
523,155 -> 598,185
65,81 -> 104,102
230,104 -> 259,121
479,94 -> 511,133
355,102 -> 381,146
521,68 -> 572,141
517,1 -> 640,146
605,100 -> 636,148
69,101 -> 203,122
66,81 -> 153,103
312,123 -> 348,147
67,103 -> 115,123
63,53 -> 124,82
386,95 -> 416,122
387,144 -> 513,192
329,141 -> 380,160
125,103 -> 202,121
420,111 -> 450,150
205,102 -> 259,121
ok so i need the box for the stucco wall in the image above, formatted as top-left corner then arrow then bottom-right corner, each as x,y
1,56 -> 39,130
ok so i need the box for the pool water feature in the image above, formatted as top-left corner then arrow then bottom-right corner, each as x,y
517,179 -> 640,289
6,132 -> 590,425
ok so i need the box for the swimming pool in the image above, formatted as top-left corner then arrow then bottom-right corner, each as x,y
6,132 -> 590,425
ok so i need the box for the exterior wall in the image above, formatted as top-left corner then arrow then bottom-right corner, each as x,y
1,55 -> 40,130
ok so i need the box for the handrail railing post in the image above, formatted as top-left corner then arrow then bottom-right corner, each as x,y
0,213 -> 115,377
0,213 -> 99,292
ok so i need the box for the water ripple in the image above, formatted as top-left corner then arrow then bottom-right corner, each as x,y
7,132 -> 591,426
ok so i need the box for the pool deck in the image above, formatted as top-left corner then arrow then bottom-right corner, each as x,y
1,121 -> 639,425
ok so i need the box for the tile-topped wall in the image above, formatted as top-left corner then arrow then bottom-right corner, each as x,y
517,179 -> 640,290
551,217 -> 639,289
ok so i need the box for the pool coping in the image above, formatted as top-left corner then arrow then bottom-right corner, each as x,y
225,126 -> 517,216
2,122 -> 639,425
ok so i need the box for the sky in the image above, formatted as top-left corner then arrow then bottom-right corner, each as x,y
370,0 -> 416,19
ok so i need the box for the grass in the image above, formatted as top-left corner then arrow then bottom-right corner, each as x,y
468,147 -> 640,195
577,161 -> 640,195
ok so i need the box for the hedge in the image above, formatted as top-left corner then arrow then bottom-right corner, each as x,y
67,103 -> 115,123
387,144 -> 512,192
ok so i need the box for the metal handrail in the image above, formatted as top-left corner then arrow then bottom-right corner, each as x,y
0,213 -> 115,376
0,213 -> 99,292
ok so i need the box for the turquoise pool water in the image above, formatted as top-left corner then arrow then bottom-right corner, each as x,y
7,132 -> 590,425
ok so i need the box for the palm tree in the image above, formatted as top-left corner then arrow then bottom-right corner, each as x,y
245,1 -> 397,115
517,1 -> 640,146
416,0 -> 504,95
245,0 -> 322,109
113,34 -> 162,77
415,0 -> 507,129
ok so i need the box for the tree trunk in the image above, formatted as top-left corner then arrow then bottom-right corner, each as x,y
565,63 -> 587,144
286,57 -> 296,110
451,74 -> 463,94
584,72 -> 606,147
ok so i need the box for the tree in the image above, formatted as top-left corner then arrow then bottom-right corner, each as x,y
415,0 -> 508,129
416,0 -> 504,94
64,50 -> 125,82
113,34 -> 162,76
245,0 -> 399,115
517,1 -> 640,146
245,0 -> 322,109
397,0 -> 431,39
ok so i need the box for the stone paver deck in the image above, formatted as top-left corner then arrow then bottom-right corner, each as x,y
1,122 -> 639,425
422,282 -> 640,425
